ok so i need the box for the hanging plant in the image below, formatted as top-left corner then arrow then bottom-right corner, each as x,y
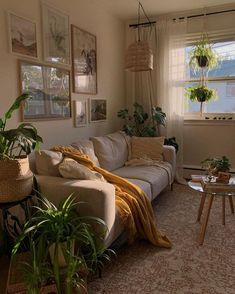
185,85 -> 217,103
189,35 -> 220,70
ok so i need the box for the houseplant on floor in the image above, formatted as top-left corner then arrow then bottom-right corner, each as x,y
0,94 -> 43,203
117,102 -> 179,152
12,193 -> 114,293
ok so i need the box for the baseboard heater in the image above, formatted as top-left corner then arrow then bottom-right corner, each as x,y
183,165 -> 235,180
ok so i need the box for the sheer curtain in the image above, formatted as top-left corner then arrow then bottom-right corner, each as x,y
126,18 -> 187,182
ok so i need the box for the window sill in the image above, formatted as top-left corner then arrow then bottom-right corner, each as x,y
184,119 -> 235,126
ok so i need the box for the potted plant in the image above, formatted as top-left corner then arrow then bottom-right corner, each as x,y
185,85 -> 217,115
201,156 -> 231,176
189,34 -> 220,70
12,194 -> 114,294
0,94 -> 43,203
117,102 -> 179,151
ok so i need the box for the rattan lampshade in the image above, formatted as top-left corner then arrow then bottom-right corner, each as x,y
125,40 -> 153,72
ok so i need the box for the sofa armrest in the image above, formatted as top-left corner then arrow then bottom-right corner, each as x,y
35,175 -> 116,239
162,145 -> 176,179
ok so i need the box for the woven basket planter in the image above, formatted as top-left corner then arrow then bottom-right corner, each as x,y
0,157 -> 33,203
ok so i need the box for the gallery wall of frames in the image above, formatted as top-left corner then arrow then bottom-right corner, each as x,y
7,1 -> 107,126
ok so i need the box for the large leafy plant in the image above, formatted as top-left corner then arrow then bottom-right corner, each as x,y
0,94 -> 43,160
117,103 -> 166,137
117,103 -> 179,152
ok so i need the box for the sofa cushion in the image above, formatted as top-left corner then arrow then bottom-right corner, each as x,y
35,150 -> 63,176
59,158 -> 106,182
113,165 -> 171,199
90,131 -> 129,171
131,136 -> 164,161
71,139 -> 100,167
125,178 -> 152,200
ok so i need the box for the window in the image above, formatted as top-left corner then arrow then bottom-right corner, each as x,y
184,40 -> 235,116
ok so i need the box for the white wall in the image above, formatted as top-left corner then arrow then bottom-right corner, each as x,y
0,0 -> 125,148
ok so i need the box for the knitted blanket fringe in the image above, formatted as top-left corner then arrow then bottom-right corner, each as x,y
51,146 -> 172,249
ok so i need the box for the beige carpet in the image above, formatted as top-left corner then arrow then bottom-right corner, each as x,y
89,184 -> 235,294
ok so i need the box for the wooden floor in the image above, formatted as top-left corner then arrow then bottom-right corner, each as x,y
0,254 -> 10,294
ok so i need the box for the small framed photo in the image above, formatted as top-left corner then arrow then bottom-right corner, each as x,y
71,25 -> 97,94
74,100 -> 87,127
19,60 -> 71,121
8,12 -> 38,58
41,2 -> 70,66
89,98 -> 107,123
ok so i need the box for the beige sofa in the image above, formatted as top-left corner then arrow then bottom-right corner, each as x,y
33,131 -> 176,246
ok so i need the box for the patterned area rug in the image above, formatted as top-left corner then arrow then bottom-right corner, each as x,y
89,184 -> 235,294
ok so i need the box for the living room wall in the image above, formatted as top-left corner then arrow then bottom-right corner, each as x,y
0,0 -> 125,148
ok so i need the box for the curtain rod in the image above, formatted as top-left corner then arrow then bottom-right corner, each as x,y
173,8 -> 235,20
129,20 -> 156,28
129,7 -> 235,27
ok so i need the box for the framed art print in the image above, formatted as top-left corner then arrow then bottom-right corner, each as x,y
89,98 -> 107,122
8,12 -> 38,58
74,100 -> 87,127
20,60 -> 71,121
71,25 -> 97,94
41,2 -> 70,66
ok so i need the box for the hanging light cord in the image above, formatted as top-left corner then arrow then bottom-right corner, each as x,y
137,1 -> 152,25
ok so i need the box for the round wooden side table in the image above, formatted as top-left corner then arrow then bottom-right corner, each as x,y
188,179 -> 235,245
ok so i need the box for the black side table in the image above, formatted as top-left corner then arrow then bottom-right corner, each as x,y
0,194 -> 38,255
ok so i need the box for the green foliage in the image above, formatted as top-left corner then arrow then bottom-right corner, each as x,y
201,156 -> 231,174
12,194 -> 114,293
0,94 -> 43,160
185,85 -> 217,103
117,102 -> 166,137
189,34 -> 220,70
117,103 -> 179,152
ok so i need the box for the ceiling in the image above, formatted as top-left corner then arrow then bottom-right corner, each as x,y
96,0 -> 235,20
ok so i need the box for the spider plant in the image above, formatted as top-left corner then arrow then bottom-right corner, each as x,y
12,194 -> 112,294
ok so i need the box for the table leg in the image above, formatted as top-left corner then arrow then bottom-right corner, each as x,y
197,193 -> 206,222
222,196 -> 225,225
228,196 -> 234,214
199,195 -> 214,245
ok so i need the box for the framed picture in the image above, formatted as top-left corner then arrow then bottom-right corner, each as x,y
71,25 -> 97,94
19,60 -> 71,121
41,2 -> 70,66
74,100 -> 87,127
8,12 -> 38,58
89,98 -> 107,122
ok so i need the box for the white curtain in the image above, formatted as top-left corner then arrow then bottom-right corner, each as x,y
126,18 -> 187,182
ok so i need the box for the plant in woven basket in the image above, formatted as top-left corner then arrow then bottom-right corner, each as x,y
0,94 -> 43,203
12,194 -> 115,294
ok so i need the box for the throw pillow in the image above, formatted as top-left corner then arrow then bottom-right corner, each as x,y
71,139 -> 100,167
131,136 -> 165,161
90,131 -> 129,171
59,158 -> 106,182
35,150 -> 63,176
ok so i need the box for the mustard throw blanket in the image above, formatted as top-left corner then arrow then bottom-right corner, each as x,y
52,146 -> 172,248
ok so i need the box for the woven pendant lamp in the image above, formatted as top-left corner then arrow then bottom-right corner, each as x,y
125,2 -> 153,72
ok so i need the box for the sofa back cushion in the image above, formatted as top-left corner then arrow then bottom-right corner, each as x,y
71,139 -> 100,167
90,131 -> 129,171
35,150 -> 63,176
